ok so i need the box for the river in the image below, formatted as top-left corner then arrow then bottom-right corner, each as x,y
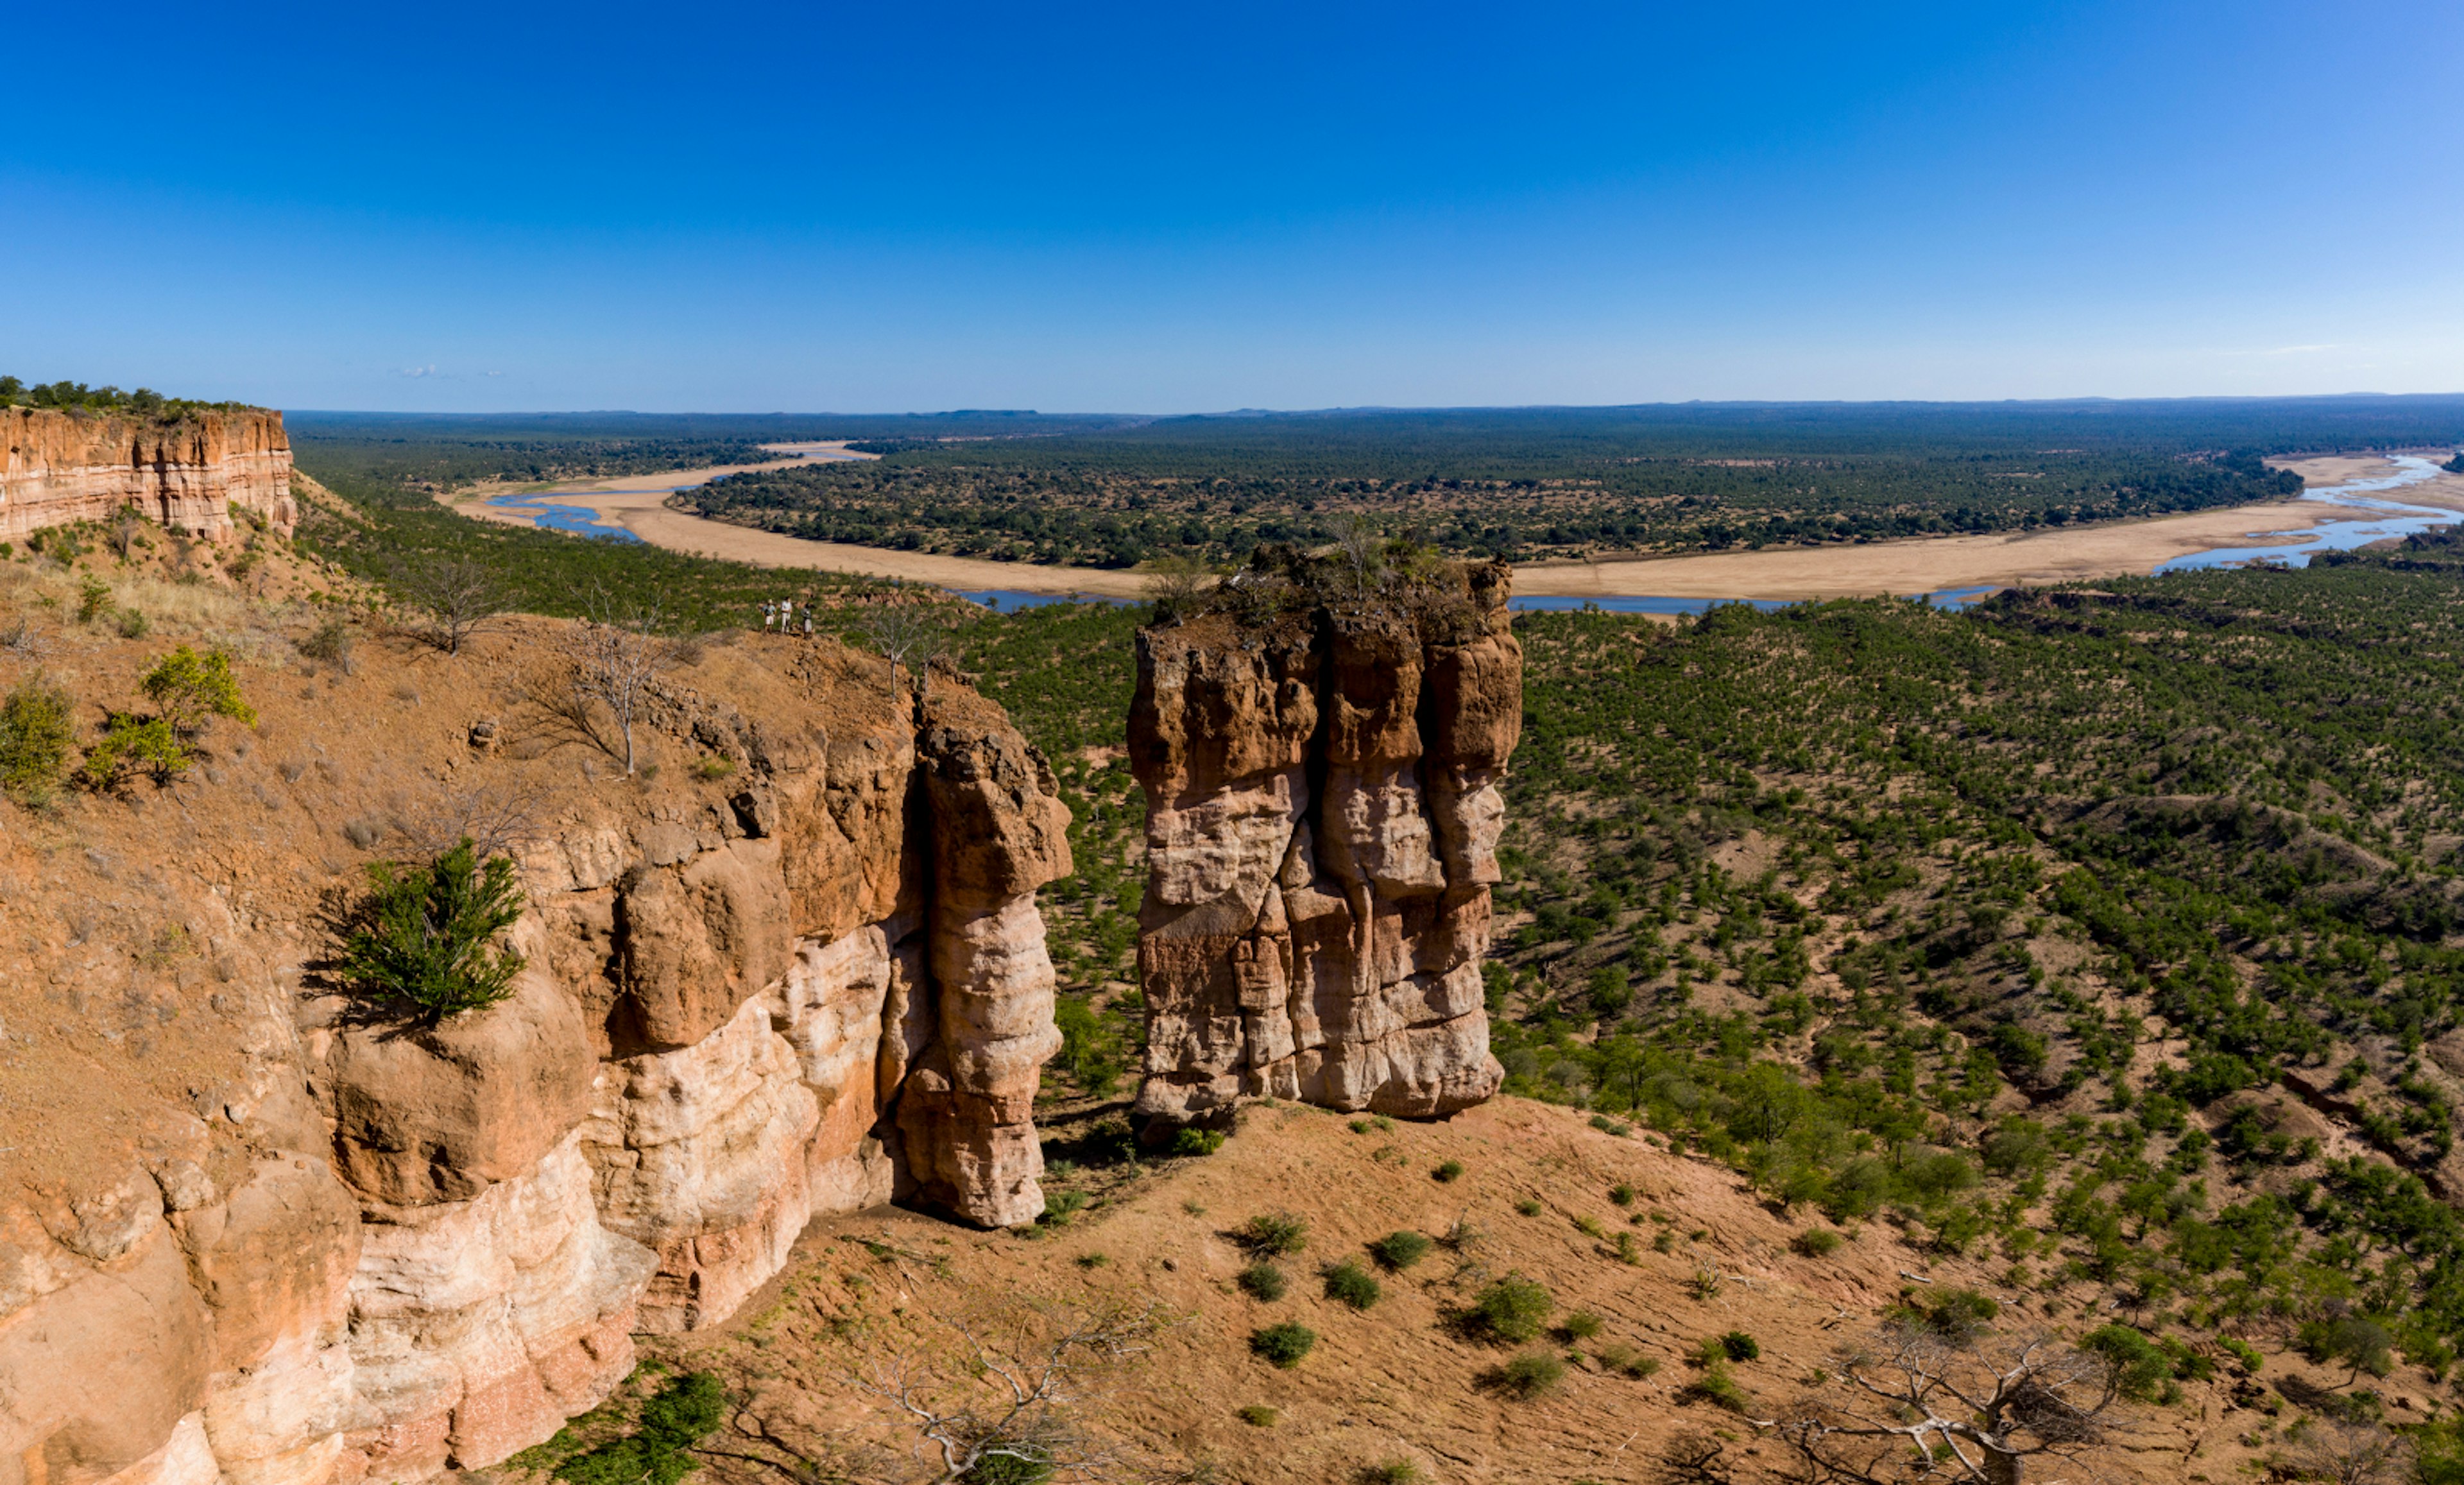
472,451 -> 2461,616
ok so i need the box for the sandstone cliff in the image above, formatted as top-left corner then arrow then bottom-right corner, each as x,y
0,407 -> 296,543
0,617 -> 1067,1484
1130,556 -> 1519,1126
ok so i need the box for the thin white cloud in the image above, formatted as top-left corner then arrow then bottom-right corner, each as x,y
398,364 -> 438,378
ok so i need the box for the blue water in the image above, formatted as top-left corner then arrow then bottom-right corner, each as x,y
956,589 -> 1133,614
2152,455 -> 2456,574
486,492 -> 646,542
481,445 -> 852,543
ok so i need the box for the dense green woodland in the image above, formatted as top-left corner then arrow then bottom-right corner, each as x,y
681,398 -> 2464,565
0,374 -> 253,416
286,410 -> 1132,502
291,401 -> 2464,569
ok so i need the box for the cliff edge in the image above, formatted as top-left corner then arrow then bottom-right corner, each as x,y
1,406 -> 296,543
0,606 -> 1066,1485
1129,551 -> 1520,1126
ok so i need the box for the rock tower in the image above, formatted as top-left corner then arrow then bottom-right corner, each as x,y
1129,556 -> 1521,1126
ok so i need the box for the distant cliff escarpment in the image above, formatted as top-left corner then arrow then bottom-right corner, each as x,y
0,406 -> 296,542
1129,552 -> 1521,1125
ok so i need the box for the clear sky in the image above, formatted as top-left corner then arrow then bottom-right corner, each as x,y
3,1 -> 2458,412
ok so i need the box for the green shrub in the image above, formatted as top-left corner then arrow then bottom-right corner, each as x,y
964,1456 -> 1053,1485
81,713 -> 184,788
1689,1361 -> 1750,1414
1562,1311 -> 1602,1341
1609,1181 -> 1636,1206
690,754 -> 735,781
0,678 -> 74,803
2082,1325 -> 2174,1401
2218,1336 -> 2263,1373
1040,1189 -> 1091,1226
1494,1351 -> 1566,1400
140,646 -> 254,734
552,1372 -> 724,1485
1322,1260 -> 1381,1310
1356,1463 -> 1421,1485
1466,1274 -> 1553,1343
115,608 -> 148,639
335,838 -> 527,1022
1239,1262 -> 1288,1301
1368,1230 -> 1433,1271
1239,1211 -> 1309,1256
1892,1287 -> 2000,1343
1791,1228 -> 1843,1258
1718,1330 -> 1759,1362
1251,1322 -> 1317,1369
1236,1405 -> 1278,1427
1432,1159 -> 1465,1183
1515,1198 -> 1543,1217
2298,1315 -> 2395,1380
1596,1344 -> 1661,1378
76,578 -> 112,624
1589,1113 -> 1632,1136
1170,1127 -> 1226,1157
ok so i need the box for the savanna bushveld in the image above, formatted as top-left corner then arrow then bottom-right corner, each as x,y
9,388 -> 2464,1483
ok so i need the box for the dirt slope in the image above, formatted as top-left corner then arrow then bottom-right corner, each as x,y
642,1095 -> 2310,1485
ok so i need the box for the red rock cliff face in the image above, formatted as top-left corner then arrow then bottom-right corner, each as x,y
1129,562 -> 1519,1125
0,626 -> 1066,1485
0,407 -> 296,542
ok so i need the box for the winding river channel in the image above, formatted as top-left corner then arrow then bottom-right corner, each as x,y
472,452 -> 2461,617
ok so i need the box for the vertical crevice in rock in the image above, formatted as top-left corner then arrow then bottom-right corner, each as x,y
1131,558 -> 1521,1128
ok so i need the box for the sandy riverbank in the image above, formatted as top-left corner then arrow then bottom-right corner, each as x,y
447,449 -> 1156,597
2272,451 -> 2464,510
445,449 -> 2447,601
1511,498 -> 2390,601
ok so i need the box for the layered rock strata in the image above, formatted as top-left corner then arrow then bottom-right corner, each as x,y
0,631 -> 1068,1484
0,406 -> 297,541
1131,561 -> 1520,1126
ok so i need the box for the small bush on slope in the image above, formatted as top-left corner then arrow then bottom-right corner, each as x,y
336,838 -> 527,1022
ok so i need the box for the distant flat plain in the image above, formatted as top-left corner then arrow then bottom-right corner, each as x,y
443,450 -> 2459,601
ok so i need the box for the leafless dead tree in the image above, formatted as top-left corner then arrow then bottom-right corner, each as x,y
107,507 -> 147,562
853,1298 -> 1170,1483
393,554 -> 511,655
2284,1419 -> 2414,1485
1,615 -> 50,660
851,602 -> 952,700
565,587 -> 671,776
391,782 -> 545,863
1761,1326 -> 2129,1485
1140,554 -> 1215,623
1328,511 -> 1385,596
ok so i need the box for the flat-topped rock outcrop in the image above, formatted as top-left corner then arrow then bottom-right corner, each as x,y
1,406 -> 296,542
1129,551 -> 1520,1126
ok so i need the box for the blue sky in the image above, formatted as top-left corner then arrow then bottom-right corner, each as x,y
3,1 -> 2458,411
